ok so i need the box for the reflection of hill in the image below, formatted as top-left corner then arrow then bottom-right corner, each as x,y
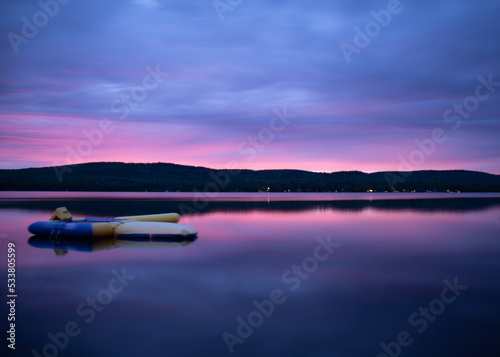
3,197 -> 500,216
1,162 -> 500,192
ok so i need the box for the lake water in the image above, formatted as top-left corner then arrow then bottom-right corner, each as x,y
1,192 -> 500,357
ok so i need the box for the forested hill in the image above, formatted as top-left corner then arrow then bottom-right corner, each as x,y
1,162 -> 499,192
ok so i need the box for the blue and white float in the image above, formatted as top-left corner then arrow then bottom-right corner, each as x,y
28,207 -> 198,240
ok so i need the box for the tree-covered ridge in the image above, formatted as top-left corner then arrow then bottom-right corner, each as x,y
1,162 -> 499,192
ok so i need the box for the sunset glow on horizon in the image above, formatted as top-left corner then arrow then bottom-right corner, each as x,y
1,0 -> 499,174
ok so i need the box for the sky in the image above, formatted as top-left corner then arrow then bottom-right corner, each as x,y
0,0 -> 499,174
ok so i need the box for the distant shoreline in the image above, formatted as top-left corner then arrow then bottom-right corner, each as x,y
2,191 -> 500,202
1,162 -> 500,193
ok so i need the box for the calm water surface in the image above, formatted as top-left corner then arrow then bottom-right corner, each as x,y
1,192 -> 499,357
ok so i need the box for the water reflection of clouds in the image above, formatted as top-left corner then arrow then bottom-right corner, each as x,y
3,201 -> 499,267
3,196 -> 500,356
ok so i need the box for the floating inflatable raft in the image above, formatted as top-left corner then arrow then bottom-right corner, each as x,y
28,207 -> 197,239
